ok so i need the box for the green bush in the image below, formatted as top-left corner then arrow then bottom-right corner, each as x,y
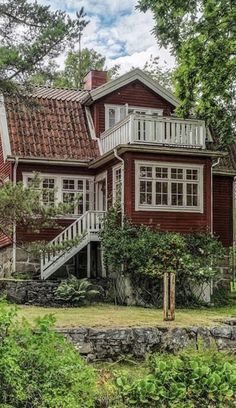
55,277 -> 100,305
100,207 -> 225,304
116,351 -> 236,407
0,301 -> 96,408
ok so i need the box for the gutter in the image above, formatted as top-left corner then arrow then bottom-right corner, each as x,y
7,156 -> 90,167
89,144 -> 227,169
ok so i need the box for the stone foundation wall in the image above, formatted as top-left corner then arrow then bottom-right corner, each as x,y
0,278 -> 112,306
57,324 -> 236,361
0,246 -> 40,279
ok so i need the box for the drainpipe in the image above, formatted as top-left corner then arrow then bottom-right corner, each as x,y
12,157 -> 19,273
211,158 -> 220,234
114,149 -> 125,223
210,157 -> 220,296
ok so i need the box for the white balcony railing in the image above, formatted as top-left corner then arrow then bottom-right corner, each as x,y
100,113 -> 206,153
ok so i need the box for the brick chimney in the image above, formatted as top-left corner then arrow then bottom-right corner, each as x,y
83,70 -> 108,90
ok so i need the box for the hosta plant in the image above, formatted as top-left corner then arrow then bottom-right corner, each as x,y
55,277 -> 100,305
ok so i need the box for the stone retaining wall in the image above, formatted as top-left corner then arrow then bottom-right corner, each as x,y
57,324 -> 236,361
0,278 -> 112,306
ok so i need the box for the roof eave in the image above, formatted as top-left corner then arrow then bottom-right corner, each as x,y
89,145 -> 226,169
7,156 -> 91,167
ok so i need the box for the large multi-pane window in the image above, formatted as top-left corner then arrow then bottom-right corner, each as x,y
24,174 -> 94,216
62,178 -> 91,215
136,161 -> 203,212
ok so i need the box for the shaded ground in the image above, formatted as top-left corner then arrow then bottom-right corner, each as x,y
16,304 -> 236,328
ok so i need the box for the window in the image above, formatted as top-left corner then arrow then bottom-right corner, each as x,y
135,161 -> 203,212
23,174 -> 94,216
25,176 -> 56,206
62,178 -> 91,215
105,105 -> 163,131
113,165 -> 122,204
105,105 -> 127,130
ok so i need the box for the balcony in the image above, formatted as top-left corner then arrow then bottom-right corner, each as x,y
100,113 -> 206,154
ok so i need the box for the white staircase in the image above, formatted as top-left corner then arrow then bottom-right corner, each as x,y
40,210 -> 105,280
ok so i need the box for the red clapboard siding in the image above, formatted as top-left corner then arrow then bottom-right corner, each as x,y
123,152 -> 212,234
213,175 -> 233,247
0,136 -> 12,247
91,80 -> 175,136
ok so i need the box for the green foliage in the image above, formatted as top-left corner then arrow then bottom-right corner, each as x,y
0,0 -> 89,94
31,48 -> 120,89
143,55 -> 174,91
0,174 -> 82,256
100,208 -> 224,303
138,0 -> 236,146
55,277 -> 100,305
116,351 -> 236,407
0,300 -> 96,407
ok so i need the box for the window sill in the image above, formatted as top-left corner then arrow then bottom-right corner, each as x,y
135,205 -> 203,213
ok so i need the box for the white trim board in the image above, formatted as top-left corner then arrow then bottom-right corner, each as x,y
0,95 -> 11,160
90,68 -> 179,107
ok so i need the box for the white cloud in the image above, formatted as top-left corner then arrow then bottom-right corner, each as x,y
107,46 -> 176,74
40,0 -> 176,74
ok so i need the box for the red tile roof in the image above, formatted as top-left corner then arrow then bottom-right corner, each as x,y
5,88 -> 100,161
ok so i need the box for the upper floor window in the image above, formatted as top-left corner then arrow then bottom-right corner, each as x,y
23,174 -> 94,216
135,161 -> 203,213
105,104 -> 163,130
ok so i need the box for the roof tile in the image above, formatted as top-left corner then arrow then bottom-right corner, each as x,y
5,87 -> 100,161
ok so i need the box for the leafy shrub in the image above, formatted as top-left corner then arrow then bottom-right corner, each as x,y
100,207 -> 225,304
116,351 -> 236,407
55,277 -> 100,305
0,301 -> 96,408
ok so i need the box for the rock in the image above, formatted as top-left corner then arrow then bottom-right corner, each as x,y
161,328 -> 190,352
211,326 -> 232,339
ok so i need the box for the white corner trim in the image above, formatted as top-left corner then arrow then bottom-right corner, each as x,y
85,107 -> 96,140
85,106 -> 103,155
0,95 -> 11,160
90,68 -> 179,107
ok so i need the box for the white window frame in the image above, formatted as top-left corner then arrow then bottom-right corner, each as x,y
127,106 -> 163,116
112,164 -> 122,204
135,161 -> 204,213
105,104 -> 163,130
22,173 -> 94,217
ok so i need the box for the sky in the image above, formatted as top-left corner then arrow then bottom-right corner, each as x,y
41,0 -> 175,74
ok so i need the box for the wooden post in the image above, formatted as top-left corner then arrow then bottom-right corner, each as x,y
163,272 -> 175,321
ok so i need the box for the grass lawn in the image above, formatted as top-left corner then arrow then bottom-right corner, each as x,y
16,304 -> 236,328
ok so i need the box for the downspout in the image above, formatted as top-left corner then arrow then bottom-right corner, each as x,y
210,157 -> 220,297
211,158 -> 220,233
114,149 -> 124,223
12,157 -> 19,273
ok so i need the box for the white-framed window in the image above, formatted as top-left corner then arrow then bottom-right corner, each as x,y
105,104 -> 127,130
135,161 -> 203,212
23,173 -> 94,216
112,164 -> 122,204
105,104 -> 163,130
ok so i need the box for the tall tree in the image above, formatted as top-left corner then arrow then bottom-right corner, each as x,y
0,0 -> 89,94
143,55 -> 174,91
31,48 -> 120,89
138,0 -> 236,146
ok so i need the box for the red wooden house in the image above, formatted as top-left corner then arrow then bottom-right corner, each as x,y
0,69 -> 235,279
